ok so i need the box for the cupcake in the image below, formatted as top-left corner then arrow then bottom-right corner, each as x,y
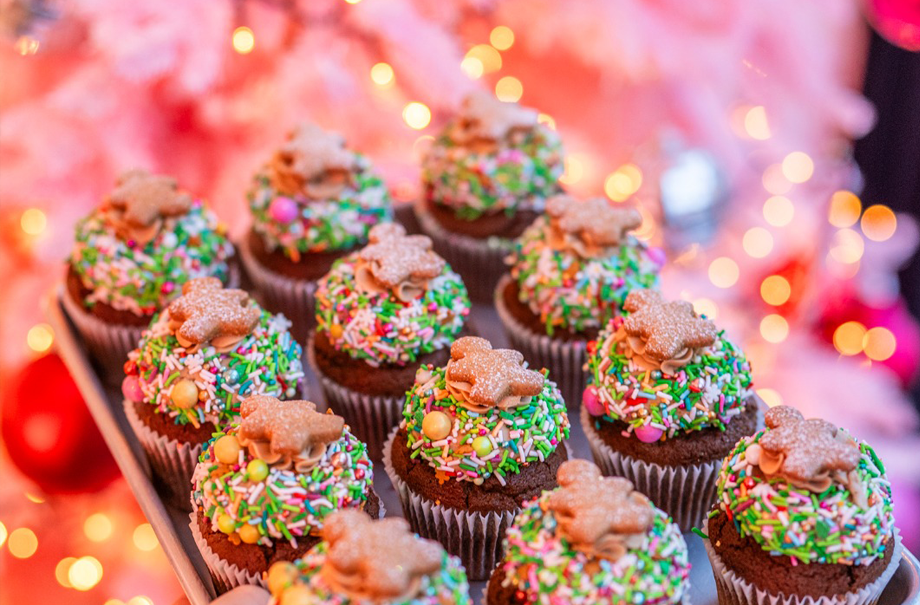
267,510 -> 470,605
384,335 -> 570,580
190,395 -> 379,593
122,277 -> 304,507
415,92 -> 564,301
240,123 -> 393,342
64,169 -> 234,378
309,223 -> 470,457
496,194 -> 663,408
486,459 -> 690,605
704,405 -> 901,605
581,288 -> 757,531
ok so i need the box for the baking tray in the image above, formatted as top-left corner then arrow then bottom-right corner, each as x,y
46,285 -> 920,605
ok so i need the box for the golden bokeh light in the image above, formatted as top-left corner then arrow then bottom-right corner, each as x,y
537,113 -> 556,130
742,227 -> 773,258
464,45 -> 501,73
344,0 -> 362,4
8,528 -> 38,558
104,600 -> 127,605
460,56 -> 483,79
127,598 -> 154,605
84,513 -> 113,543
231,27 -> 255,55
692,298 -> 719,320
0,521 -> 7,547
781,151 -> 814,184
762,164 -> 792,195
604,164 -> 643,202
25,492 -> 44,504
861,205 -> 897,242
27,323 -> 54,352
402,102 -> 431,130
632,205 -> 656,242
133,523 -> 158,552
833,321 -> 867,356
369,62 -> 394,86
495,76 -> 523,102
20,208 -> 47,235
763,196 -> 794,227
744,106 -> 771,140
760,314 -> 789,343
559,156 -> 584,185
863,327 -> 896,361
69,556 -> 103,591
490,26 -> 515,50
56,557 -> 77,588
15,36 -> 39,56
709,257 -> 740,288
756,388 -> 783,408
829,191 -> 861,227
760,275 -> 791,306
829,228 -> 864,264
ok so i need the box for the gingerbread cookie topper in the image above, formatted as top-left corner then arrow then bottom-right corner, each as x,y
167,277 -> 260,350
354,223 -> 445,302
271,123 -> 358,199
546,195 -> 642,256
451,92 -> 538,145
445,337 -> 544,411
240,394 -> 344,456
745,406 -> 862,499
622,289 -> 717,363
321,510 -> 443,603
105,169 -> 192,245
546,460 -> 653,561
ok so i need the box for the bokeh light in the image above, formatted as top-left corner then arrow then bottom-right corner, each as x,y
864,327 -> 897,361
231,27 -> 255,54
68,556 -> 103,591
55,557 -> 77,588
15,36 -> 39,55
829,191 -> 861,227
369,62 -> 394,86
495,76 -> 523,102
709,257 -> 740,288
632,206 -> 656,241
402,102 -> 431,130
861,205 -> 897,242
604,164 -> 642,202
460,56 -> 483,79
490,26 -> 515,50
20,208 -> 47,235
84,513 -> 113,542
833,321 -> 867,356
781,151 -> 814,183
537,113 -> 556,130
0,521 -> 7,547
742,227 -> 773,258
104,600 -> 126,605
756,388 -> 783,407
762,164 -> 792,195
760,275 -> 791,306
559,156 -> 584,185
464,45 -> 501,73
27,323 -> 54,352
8,528 -> 38,558
744,106 -> 771,140
763,196 -> 794,227
127,598 -> 154,605
692,298 -> 719,320
829,228 -> 864,264
760,314 -> 789,343
133,523 -> 158,552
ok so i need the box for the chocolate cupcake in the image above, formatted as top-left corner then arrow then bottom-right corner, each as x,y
122,277 -> 304,507
65,169 -> 234,378
190,395 -> 380,593
309,223 -> 470,457
496,195 -> 663,408
266,510 -> 471,605
581,289 -> 757,531
240,123 -> 393,342
704,405 -> 901,605
486,459 -> 690,605
415,93 -> 564,301
384,336 -> 570,580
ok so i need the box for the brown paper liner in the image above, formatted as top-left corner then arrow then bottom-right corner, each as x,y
307,335 -> 405,460
238,233 -> 317,345
704,526 -> 902,605
413,200 -> 513,303
494,275 -> 587,410
123,398 -> 202,511
383,427 -> 517,582
581,406 -> 722,533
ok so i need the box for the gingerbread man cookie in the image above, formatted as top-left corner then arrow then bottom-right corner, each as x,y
546,195 -> 642,256
167,277 -> 260,350
446,337 -> 544,411
623,289 -> 717,364
451,92 -> 538,146
271,123 -> 357,199
105,169 -> 192,245
354,223 -> 445,302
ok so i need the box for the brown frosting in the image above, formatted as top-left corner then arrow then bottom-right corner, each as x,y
321,510 -> 443,603
621,289 -> 717,374
744,405 -> 865,505
167,277 -> 261,351
448,92 -> 538,151
546,459 -> 653,561
238,395 -> 345,473
354,223 -> 445,302
545,195 -> 642,258
445,336 -> 544,413
269,123 -> 358,199
104,169 -> 192,245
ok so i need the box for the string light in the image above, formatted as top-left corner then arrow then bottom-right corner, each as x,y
495,76 -> 523,102
490,26 -> 515,50
744,106 -> 771,140
760,275 -> 791,306
8,528 -> 38,558
460,56 -> 484,79
829,191 -> 861,227
833,321 -> 866,356
760,314 -> 789,343
742,227 -> 773,258
781,151 -> 814,183
464,45 -> 501,73
829,228 -> 864,264
559,156 -> 584,185
604,164 -> 643,202
756,388 -> 783,407
68,556 -> 103,591
763,195 -> 794,227
56,557 -> 77,588
231,27 -> 255,55
369,62 -> 394,86
20,208 -> 47,235
861,205 -> 897,242
692,298 -> 719,320
15,36 -> 39,56
27,323 -> 54,352
0,521 -> 7,547
762,164 -> 792,195
84,513 -> 114,542
864,327 -> 896,361
133,523 -> 158,551
708,257 -> 739,288
402,102 -> 431,130
344,0 -> 362,4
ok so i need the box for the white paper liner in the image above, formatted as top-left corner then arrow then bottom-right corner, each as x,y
414,200 -> 514,303
383,427 -> 517,581
704,524 -> 902,605
123,397 -> 202,511
306,335 -> 405,460
581,406 -> 722,533
238,233 -> 317,345
61,288 -> 146,382
494,275 -> 588,410
189,508 -> 265,594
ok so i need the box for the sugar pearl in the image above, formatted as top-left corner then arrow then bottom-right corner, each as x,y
472,436 -> 493,457
214,435 -> 241,465
122,375 -> 144,403
267,562 -> 298,594
269,197 -> 299,224
582,386 -> 604,416
247,459 -> 269,482
422,411 -> 451,440
238,524 -> 261,544
635,424 -> 663,443
171,379 -> 199,409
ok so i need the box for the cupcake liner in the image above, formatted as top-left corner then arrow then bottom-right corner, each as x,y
414,200 -> 514,303
189,509 -> 264,594
581,406 -> 722,533
383,427 -> 517,582
61,289 -> 146,383
704,526 -> 902,605
123,398 -> 202,511
494,275 -> 587,410
238,233 -> 317,345
307,335 -> 405,460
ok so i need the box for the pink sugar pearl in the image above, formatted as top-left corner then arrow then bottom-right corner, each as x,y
635,424 -> 663,443
269,197 -> 299,224
122,375 -> 144,403
582,386 -> 605,416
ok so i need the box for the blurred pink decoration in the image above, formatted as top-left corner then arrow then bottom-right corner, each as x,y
866,0 -> 920,50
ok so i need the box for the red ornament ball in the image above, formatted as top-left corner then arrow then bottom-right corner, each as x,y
1,354 -> 120,494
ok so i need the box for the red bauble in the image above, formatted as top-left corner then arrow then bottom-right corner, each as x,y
866,0 -> 920,51
1,354 -> 120,494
